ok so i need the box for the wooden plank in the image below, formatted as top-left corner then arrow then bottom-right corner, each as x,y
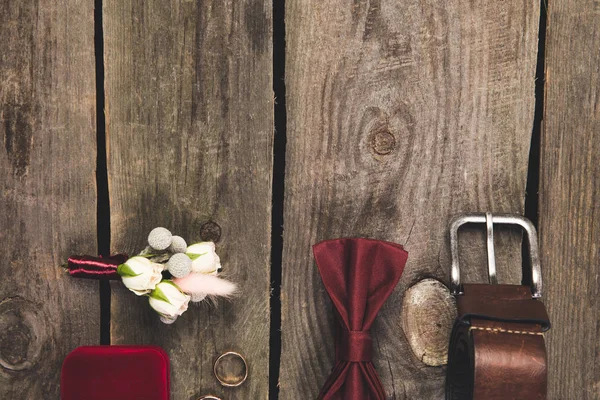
280,0 -> 539,398
104,1 -> 273,399
0,1 -> 98,398
541,1 -> 600,398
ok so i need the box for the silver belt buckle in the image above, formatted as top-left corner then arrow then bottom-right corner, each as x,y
449,213 -> 542,298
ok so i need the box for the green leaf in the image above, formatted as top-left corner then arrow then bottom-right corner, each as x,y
117,263 -> 142,277
150,285 -> 172,304
186,252 -> 207,261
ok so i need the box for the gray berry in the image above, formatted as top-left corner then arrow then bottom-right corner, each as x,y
148,227 -> 172,251
167,253 -> 192,278
159,315 -> 177,324
168,235 -> 187,253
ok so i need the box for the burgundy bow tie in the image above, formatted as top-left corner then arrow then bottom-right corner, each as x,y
313,238 -> 408,400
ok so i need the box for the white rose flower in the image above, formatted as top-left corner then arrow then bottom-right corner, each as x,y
186,242 -> 221,275
117,256 -> 163,296
149,280 -> 191,318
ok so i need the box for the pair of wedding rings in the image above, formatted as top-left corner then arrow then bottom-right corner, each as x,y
198,351 -> 248,400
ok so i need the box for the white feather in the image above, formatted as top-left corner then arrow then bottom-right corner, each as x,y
173,273 -> 237,298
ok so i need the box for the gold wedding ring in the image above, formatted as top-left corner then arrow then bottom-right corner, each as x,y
213,351 -> 248,387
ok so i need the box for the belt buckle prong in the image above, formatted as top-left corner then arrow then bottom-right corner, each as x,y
449,212 -> 542,299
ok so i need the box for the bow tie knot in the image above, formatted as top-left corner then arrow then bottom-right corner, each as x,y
338,330 -> 372,362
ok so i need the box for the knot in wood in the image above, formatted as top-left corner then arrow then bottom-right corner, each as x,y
0,296 -> 44,371
0,323 -> 30,367
200,221 -> 221,243
371,130 -> 396,155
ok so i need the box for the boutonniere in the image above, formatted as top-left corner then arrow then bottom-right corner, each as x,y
65,227 -> 237,324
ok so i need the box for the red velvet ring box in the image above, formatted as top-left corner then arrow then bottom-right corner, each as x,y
61,346 -> 170,400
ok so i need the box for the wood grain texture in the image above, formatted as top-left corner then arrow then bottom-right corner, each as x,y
104,1 -> 273,399
280,0 -> 539,398
541,1 -> 600,398
0,1 -> 98,398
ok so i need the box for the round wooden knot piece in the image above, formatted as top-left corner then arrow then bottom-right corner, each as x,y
401,278 -> 457,366
200,221 -> 222,243
213,351 -> 248,387
371,130 -> 396,155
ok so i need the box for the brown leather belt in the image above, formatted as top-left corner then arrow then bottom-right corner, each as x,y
446,284 -> 550,399
446,214 -> 551,400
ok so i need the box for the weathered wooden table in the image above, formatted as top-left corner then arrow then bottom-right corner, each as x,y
0,0 -> 598,399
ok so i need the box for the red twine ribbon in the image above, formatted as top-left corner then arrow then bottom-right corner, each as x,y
67,254 -> 128,280
313,238 -> 408,400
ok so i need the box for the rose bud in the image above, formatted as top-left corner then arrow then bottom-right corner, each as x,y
117,256 -> 163,296
185,242 -> 222,275
149,280 -> 191,319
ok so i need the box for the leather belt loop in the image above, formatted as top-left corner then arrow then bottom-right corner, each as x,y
446,284 -> 550,400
